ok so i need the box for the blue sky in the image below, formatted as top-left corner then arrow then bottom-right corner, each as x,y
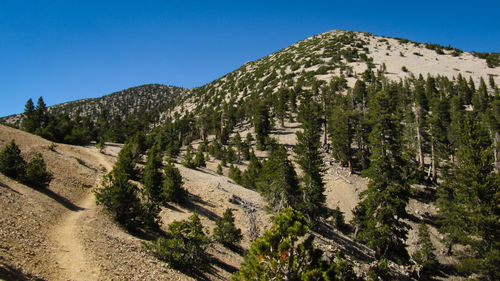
1,0 -> 499,117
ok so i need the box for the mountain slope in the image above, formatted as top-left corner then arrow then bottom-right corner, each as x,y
173,30 -> 498,117
1,84 -> 189,127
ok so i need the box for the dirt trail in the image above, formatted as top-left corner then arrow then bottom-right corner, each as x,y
50,148 -> 114,281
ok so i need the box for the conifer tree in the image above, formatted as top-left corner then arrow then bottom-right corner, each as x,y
329,94 -> 354,172
257,146 -> 301,211
437,111 -> 499,280
162,162 -> 185,203
412,222 -> 438,276
295,92 -> 326,222
353,85 -> 410,263
241,150 -> 261,189
22,98 -> 38,133
254,102 -> 271,150
143,145 -> 163,203
0,140 -> 26,179
193,149 -> 206,167
213,208 -> 243,247
233,207 -> 324,281
25,153 -> 52,189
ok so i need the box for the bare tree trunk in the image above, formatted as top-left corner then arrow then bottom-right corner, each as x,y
322,121 -> 328,148
431,140 -> 437,182
416,124 -> 424,171
493,131 -> 499,173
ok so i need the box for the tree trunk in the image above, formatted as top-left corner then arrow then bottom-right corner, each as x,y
322,121 -> 328,148
416,124 -> 424,171
431,140 -> 437,182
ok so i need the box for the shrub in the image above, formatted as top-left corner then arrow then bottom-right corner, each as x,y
213,209 -> 242,247
0,140 -> 26,179
216,163 -> 223,175
401,66 -> 409,72
146,213 -> 210,270
25,153 -> 52,189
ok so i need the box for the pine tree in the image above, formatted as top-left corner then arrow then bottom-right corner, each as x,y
147,213 -> 210,270
295,92 -> 327,222
216,163 -> 223,175
353,85 -> 410,263
162,162 -> 185,203
257,146 -> 301,212
228,164 -> 242,184
94,171 -> 160,231
193,149 -> 206,167
412,222 -> 438,276
329,94 -> 354,172
21,98 -> 38,133
213,208 -> 243,247
233,207 -> 324,280
241,150 -> 261,189
254,102 -> 271,150
34,96 -> 48,134
0,140 -> 26,180
182,145 -> 195,168
437,111 -> 499,280
25,153 -> 52,189
142,145 -> 163,203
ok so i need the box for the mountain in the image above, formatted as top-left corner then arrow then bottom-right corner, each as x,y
1,30 -> 499,280
174,30 -> 498,117
1,84 -> 189,127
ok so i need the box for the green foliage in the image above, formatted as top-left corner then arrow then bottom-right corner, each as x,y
216,163 -> 223,175
142,145 -> 164,203
437,112 -> 499,280
193,149 -> 206,167
228,164 -> 242,184
0,140 -> 26,180
146,213 -> 210,271
241,150 -> 261,189
161,162 -> 185,203
354,84 -> 410,264
412,222 -> 438,275
94,172 -> 160,231
295,92 -> 327,222
257,146 -> 301,212
182,145 -> 196,168
234,207 -> 357,281
254,102 -> 271,150
213,209 -> 243,247
25,153 -> 52,189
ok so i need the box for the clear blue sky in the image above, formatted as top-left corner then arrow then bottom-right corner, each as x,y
1,0 -> 499,117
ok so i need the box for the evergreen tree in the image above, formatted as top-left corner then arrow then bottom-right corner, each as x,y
228,164 -> 242,184
21,98 -> 38,133
254,102 -> 271,150
213,208 -> 243,247
257,146 -> 301,212
193,149 -> 206,167
182,145 -> 195,168
142,145 -> 164,203
233,207 -> 324,281
25,153 -> 52,189
437,111 -> 499,280
216,163 -> 223,175
147,213 -> 210,271
0,140 -> 26,179
329,95 -> 354,172
94,171 -> 160,231
412,222 -> 438,277
162,162 -> 185,203
353,85 -> 410,263
34,96 -> 48,134
295,92 -> 327,222
241,150 -> 261,189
